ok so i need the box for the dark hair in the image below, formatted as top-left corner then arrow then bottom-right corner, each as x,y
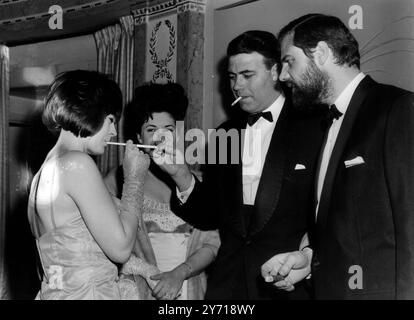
227,30 -> 281,70
42,70 -> 122,137
124,82 -> 188,142
278,14 -> 360,68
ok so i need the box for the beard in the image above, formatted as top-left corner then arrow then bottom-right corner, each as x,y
287,60 -> 332,113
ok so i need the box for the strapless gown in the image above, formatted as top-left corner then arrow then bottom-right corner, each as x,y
28,170 -> 122,300
33,215 -> 122,300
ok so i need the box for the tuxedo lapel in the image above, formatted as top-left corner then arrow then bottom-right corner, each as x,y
220,119 -> 247,237
317,76 -> 375,228
249,101 -> 290,237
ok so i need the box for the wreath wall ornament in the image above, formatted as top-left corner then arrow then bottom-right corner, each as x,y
149,19 -> 176,82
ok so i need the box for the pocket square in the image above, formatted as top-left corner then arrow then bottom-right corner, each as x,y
344,156 -> 365,168
294,164 -> 306,170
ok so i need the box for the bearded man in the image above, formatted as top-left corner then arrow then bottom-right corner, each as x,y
262,14 -> 414,300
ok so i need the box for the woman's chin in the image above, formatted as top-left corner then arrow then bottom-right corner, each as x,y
87,146 -> 105,156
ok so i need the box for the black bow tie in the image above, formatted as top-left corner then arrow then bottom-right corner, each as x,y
247,111 -> 273,126
323,104 -> 343,129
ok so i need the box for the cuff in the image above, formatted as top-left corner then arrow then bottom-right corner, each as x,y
301,247 -> 313,280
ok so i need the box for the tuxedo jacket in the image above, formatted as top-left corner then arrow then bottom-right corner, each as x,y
311,76 -> 414,299
171,100 -> 324,299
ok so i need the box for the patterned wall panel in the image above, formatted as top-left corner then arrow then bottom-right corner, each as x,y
132,0 -> 206,133
146,15 -> 177,83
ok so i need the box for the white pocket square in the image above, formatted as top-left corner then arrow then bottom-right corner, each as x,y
294,164 -> 306,170
344,156 -> 365,168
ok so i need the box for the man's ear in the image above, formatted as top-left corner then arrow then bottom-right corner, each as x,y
313,41 -> 331,66
136,133 -> 143,143
270,63 -> 279,82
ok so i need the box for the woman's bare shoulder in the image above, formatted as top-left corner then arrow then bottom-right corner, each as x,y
56,151 -> 98,173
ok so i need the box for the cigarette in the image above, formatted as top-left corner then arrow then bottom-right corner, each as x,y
107,142 -> 157,149
231,96 -> 242,106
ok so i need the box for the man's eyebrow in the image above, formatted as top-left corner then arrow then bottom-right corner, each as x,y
227,69 -> 254,74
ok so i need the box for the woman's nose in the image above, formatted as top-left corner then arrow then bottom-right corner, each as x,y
110,123 -> 117,136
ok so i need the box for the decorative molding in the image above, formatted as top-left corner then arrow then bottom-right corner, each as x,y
134,15 -> 148,25
132,0 -> 205,24
177,0 -> 205,13
0,0 -> 28,6
131,7 -> 147,17
0,0 -> 119,25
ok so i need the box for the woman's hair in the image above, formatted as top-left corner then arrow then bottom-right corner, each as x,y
124,82 -> 188,142
42,70 -> 122,137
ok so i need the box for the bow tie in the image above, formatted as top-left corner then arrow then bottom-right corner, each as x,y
247,111 -> 273,126
323,104 -> 343,129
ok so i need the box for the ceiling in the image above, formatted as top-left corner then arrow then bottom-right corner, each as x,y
0,0 -> 148,46
0,0 -> 263,46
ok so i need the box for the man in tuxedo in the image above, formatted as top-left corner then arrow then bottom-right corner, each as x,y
261,14 -> 414,299
153,30 -> 323,299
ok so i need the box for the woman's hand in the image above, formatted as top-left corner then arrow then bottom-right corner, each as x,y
149,265 -> 187,300
123,140 -> 150,182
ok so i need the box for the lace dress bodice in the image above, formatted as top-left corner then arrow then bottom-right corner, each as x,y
143,196 -> 192,233
143,196 -> 192,299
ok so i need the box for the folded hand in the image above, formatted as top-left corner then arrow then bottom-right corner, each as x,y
150,267 -> 186,300
261,250 -> 311,292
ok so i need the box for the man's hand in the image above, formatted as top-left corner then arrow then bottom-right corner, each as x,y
151,129 -> 193,191
261,250 -> 312,291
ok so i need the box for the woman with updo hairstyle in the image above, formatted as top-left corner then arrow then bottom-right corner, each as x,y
105,82 -> 220,300
27,70 -> 150,299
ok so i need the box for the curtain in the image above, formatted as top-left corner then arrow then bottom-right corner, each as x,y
0,45 -> 10,300
94,15 -> 135,175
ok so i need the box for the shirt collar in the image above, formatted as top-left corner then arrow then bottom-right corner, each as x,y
334,72 -> 365,115
262,93 -> 285,119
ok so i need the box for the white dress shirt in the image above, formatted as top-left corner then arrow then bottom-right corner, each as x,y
316,72 -> 366,218
177,94 -> 286,205
242,94 -> 285,204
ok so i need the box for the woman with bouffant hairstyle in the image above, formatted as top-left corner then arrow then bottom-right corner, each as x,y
105,82 -> 220,300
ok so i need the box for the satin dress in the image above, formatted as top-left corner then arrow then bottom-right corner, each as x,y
28,167 -> 122,300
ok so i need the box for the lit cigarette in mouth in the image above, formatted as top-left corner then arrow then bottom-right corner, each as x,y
107,142 -> 157,149
231,96 -> 242,106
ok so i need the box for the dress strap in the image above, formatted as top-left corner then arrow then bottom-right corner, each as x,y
35,162 -> 58,230
32,170 -> 43,238
49,166 -> 57,229
32,170 -> 48,282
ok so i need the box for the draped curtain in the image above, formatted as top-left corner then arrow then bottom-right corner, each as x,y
94,16 -> 135,174
0,45 -> 10,300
